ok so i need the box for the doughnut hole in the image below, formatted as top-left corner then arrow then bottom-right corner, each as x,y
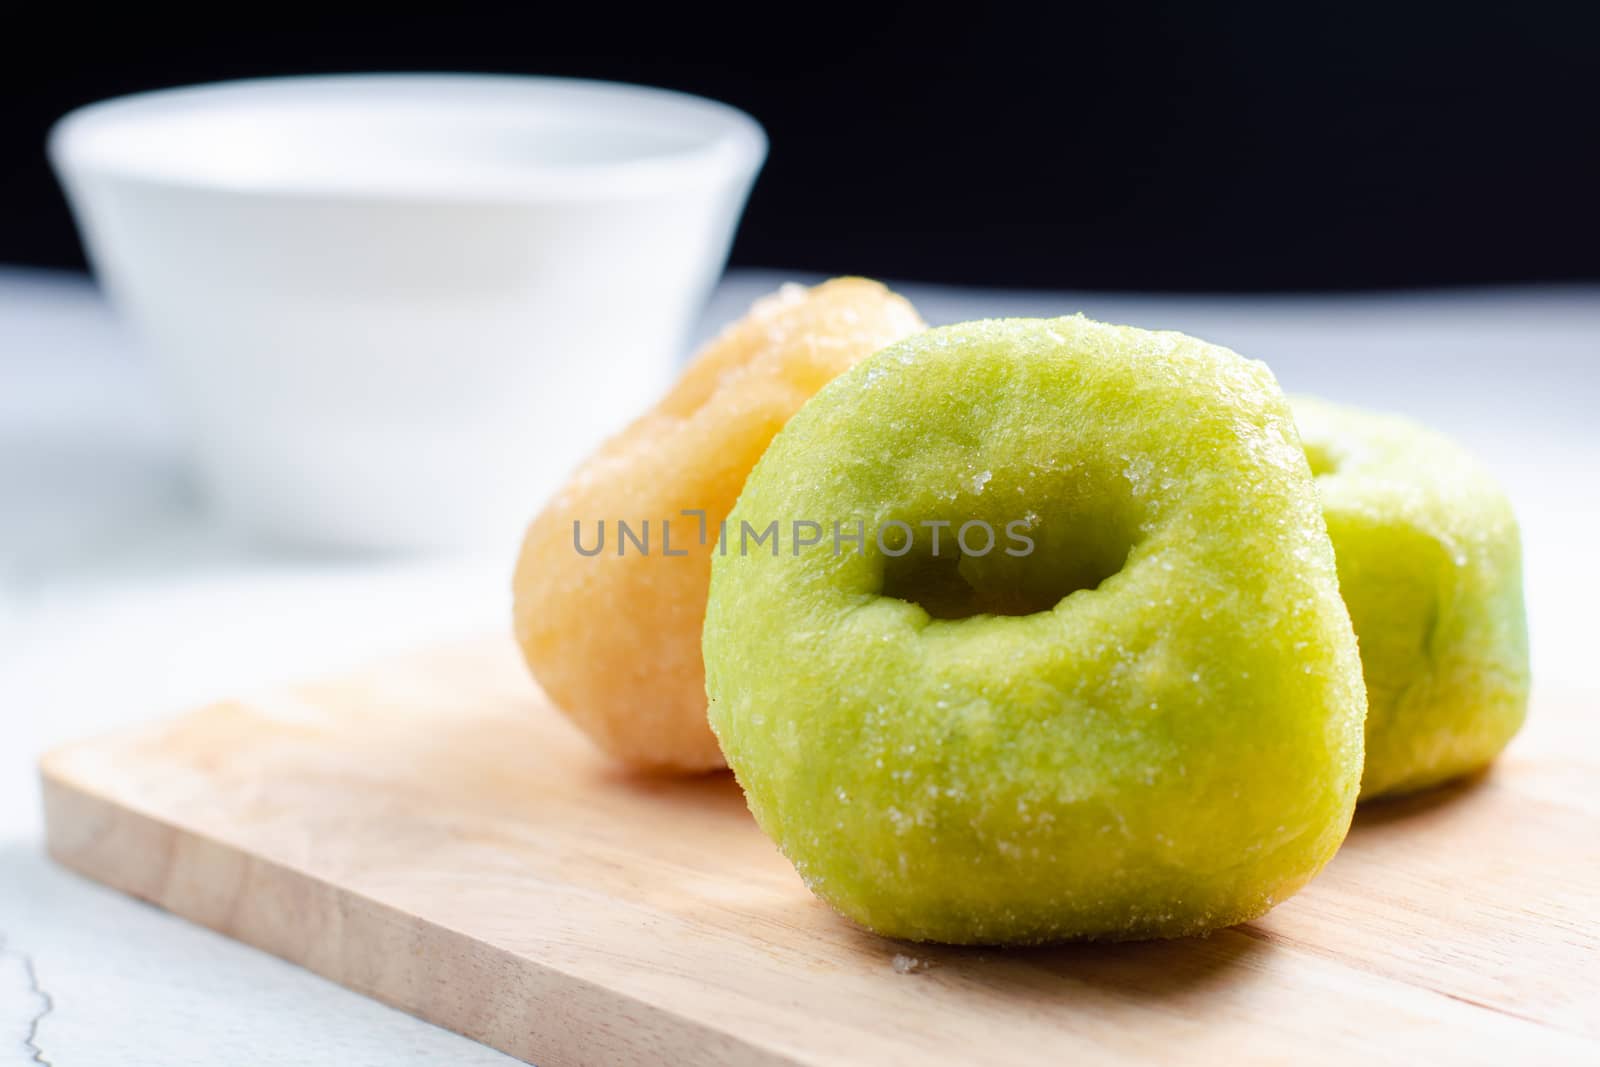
1303,440 -> 1343,477
879,463 -> 1144,620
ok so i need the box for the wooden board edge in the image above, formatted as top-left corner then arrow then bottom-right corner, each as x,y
38,762 -> 804,1067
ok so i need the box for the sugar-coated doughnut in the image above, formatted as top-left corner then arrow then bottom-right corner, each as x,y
704,316 -> 1365,943
1294,397 -> 1529,800
513,279 -> 925,772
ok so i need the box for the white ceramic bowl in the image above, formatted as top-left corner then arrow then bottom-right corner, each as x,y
50,74 -> 766,552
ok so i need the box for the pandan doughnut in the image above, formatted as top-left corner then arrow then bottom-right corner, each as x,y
704,317 -> 1365,943
1294,396 -> 1529,800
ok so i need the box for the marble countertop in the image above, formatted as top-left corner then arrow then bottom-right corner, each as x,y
3,267 -> 1596,1064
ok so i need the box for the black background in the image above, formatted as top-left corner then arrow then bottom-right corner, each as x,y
4,3 -> 1596,291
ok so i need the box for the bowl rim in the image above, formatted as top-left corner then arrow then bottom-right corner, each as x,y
48,72 -> 768,204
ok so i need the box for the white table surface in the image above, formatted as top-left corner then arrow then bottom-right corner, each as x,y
2,266 -> 1596,1064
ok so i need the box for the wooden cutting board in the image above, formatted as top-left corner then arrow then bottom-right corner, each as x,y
39,638 -> 1600,1065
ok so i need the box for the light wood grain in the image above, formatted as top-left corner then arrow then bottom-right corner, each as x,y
39,638 -> 1600,1065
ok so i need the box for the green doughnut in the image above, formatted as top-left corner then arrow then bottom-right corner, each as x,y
1293,397 -> 1530,800
703,316 -> 1365,944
